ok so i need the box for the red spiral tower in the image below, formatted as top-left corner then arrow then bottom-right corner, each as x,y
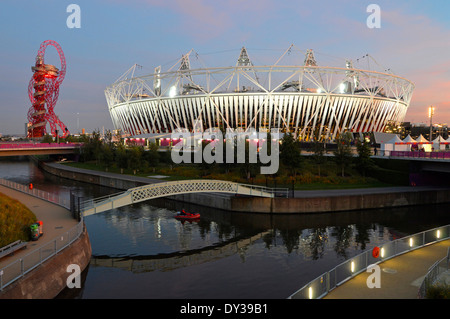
27,40 -> 69,139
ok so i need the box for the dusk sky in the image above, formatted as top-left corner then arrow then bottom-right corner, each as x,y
1,0 -> 449,135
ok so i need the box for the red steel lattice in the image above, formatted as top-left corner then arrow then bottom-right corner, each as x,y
27,40 -> 69,138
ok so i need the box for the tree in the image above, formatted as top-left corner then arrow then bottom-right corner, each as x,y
280,133 -> 302,176
90,130 -> 103,164
128,146 -> 143,174
100,143 -> 114,171
238,140 -> 260,181
356,139 -> 374,177
333,133 -> 353,177
41,134 -> 53,143
312,141 -> 326,177
145,142 -> 160,168
115,143 -> 128,173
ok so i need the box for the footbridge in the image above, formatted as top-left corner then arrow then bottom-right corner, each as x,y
80,180 -> 287,217
0,142 -> 81,157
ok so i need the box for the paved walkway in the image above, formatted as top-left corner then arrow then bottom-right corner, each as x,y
324,238 -> 450,299
0,185 -> 78,271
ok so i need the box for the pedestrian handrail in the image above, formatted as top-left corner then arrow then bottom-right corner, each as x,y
0,241 -> 27,259
390,150 -> 450,160
0,220 -> 84,291
0,179 -> 84,291
0,178 -> 70,209
288,224 -> 450,299
0,142 -> 81,149
417,247 -> 450,299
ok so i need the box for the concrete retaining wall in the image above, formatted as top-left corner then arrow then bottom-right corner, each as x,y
0,227 -> 91,299
231,189 -> 450,213
40,162 -> 144,190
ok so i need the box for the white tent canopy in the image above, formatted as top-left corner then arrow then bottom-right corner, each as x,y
416,135 -> 430,143
380,135 -> 408,155
415,134 -> 432,151
373,132 -> 398,144
402,134 -> 417,144
432,136 -> 446,150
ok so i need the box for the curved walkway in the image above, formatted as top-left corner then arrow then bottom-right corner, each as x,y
0,185 -> 78,271
324,239 -> 450,299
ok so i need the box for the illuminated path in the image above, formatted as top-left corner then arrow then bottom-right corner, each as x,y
323,238 -> 450,299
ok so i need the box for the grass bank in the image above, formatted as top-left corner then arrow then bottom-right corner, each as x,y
62,154 -> 400,190
0,192 -> 37,247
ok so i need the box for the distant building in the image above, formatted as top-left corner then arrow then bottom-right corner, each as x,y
386,121 -> 448,140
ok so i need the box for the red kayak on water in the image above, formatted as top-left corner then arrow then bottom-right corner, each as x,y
174,210 -> 200,220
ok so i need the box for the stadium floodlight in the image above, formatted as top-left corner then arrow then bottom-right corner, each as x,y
169,86 -> 177,98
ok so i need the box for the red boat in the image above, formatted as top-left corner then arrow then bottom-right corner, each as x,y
174,210 -> 200,220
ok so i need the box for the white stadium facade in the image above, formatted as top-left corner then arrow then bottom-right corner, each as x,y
105,45 -> 414,142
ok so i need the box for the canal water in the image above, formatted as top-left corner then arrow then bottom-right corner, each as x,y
1,158 -> 450,299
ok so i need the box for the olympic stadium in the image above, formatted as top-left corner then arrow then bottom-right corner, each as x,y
105,45 -> 414,142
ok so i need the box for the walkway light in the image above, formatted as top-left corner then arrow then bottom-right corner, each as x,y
380,247 -> 385,258
351,261 -> 355,273
409,238 -> 413,247
308,287 -> 313,299
436,230 -> 441,239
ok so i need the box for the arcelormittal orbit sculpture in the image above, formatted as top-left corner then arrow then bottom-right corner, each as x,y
27,40 -> 69,138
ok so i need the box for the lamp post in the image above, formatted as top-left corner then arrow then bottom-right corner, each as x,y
428,106 -> 435,140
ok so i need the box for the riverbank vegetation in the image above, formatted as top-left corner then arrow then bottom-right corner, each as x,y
62,130 -> 410,190
426,283 -> 450,299
0,192 -> 37,246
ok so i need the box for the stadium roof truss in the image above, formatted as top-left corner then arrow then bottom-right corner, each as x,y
105,46 -> 414,141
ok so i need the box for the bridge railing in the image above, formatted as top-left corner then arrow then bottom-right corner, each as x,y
288,224 -> 450,299
390,151 -> 450,159
0,142 -> 81,150
80,180 -> 289,216
79,190 -> 128,213
128,180 -> 288,202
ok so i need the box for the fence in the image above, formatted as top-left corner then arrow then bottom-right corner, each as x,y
390,151 -> 450,159
0,179 -> 84,291
288,224 -> 450,299
0,142 -> 81,150
417,247 -> 450,299
0,178 -> 71,209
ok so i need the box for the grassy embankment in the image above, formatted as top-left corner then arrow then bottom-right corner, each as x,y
61,154 -> 408,190
0,192 -> 37,247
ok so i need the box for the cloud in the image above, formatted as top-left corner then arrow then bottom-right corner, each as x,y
109,0 -> 274,44
322,4 -> 450,124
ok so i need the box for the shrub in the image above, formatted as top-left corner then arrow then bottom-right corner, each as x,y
0,192 -> 37,246
426,283 -> 450,299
